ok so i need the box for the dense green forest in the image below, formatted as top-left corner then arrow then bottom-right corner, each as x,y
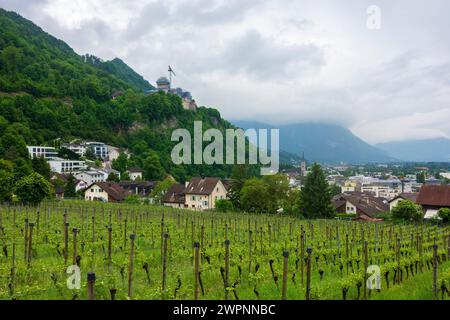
0,8 -> 259,188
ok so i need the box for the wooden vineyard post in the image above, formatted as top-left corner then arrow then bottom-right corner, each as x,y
128,234 -> 136,298
305,247 -> 312,300
87,272 -> 96,300
162,233 -> 169,298
448,233 -> 450,259
419,235 -> 423,273
248,230 -> 253,273
433,244 -> 438,301
224,239 -> 230,300
300,229 -> 305,286
282,250 -> 289,300
363,241 -> 368,300
396,237 -> 400,284
27,223 -> 34,268
345,234 -> 349,275
64,222 -> 69,265
72,228 -> 78,265
91,215 -> 95,244
107,226 -> 112,272
123,219 -> 127,250
24,218 -> 28,261
194,242 -> 200,300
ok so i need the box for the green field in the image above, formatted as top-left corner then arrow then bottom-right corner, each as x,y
0,200 -> 449,300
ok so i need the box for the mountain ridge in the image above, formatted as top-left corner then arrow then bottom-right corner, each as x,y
232,120 -> 396,164
376,138 -> 450,162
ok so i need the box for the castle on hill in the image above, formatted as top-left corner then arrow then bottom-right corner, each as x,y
146,76 -> 197,111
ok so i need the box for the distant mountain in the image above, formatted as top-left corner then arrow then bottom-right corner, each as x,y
83,55 -> 155,92
376,138 -> 450,162
232,121 -> 395,164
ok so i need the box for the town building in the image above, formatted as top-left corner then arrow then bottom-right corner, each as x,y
48,158 -> 87,174
75,170 -> 106,186
85,142 -> 108,159
61,143 -> 87,157
184,177 -> 228,210
27,146 -> 58,159
416,185 -> 450,219
332,192 -> 389,221
162,184 -> 186,208
127,167 -> 143,181
388,193 -> 419,211
119,180 -> 157,199
84,182 -> 128,203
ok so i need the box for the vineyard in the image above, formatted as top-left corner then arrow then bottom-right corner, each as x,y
0,201 -> 450,300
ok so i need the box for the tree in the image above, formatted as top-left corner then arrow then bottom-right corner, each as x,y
85,147 -> 97,161
124,194 -> 141,204
262,173 -> 289,213
1,46 -> 24,77
14,172 -> 53,205
299,163 -> 335,219
143,151 -> 165,180
391,200 -> 423,222
32,156 -> 51,180
0,159 -> 14,202
416,171 -> 426,184
150,177 -> 176,205
283,188 -> 301,216
329,184 -> 341,197
438,208 -> 450,223
215,199 -> 234,212
107,172 -> 120,182
240,178 -> 270,213
64,174 -> 77,198
228,165 -> 249,209
112,152 -> 128,174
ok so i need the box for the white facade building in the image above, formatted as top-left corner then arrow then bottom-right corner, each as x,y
75,170 -> 106,186
48,158 -> 87,174
85,142 -> 108,159
27,146 -> 58,159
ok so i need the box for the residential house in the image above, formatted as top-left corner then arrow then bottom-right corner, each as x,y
75,170 -> 106,186
48,158 -> 87,174
184,177 -> 228,210
27,146 -> 58,159
388,193 -> 419,211
85,142 -> 108,159
127,167 -> 143,181
416,185 -> 450,219
120,180 -> 157,200
61,143 -> 86,157
84,182 -> 128,203
332,192 -> 389,221
162,184 -> 186,208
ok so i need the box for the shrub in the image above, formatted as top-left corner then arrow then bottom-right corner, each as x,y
391,200 -> 422,222
438,208 -> 450,223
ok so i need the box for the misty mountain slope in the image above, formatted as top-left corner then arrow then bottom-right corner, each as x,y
233,121 -> 394,164
376,138 -> 450,162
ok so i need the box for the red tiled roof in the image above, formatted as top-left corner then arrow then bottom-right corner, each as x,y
87,182 -> 128,201
416,185 -> 450,207
389,193 -> 418,203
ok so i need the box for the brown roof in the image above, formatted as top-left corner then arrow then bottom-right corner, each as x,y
389,193 -> 418,203
416,185 -> 450,207
332,192 -> 389,217
184,177 -> 221,195
127,167 -> 143,173
87,182 -> 128,201
162,184 -> 185,204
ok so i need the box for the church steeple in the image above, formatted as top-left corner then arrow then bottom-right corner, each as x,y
300,151 -> 306,177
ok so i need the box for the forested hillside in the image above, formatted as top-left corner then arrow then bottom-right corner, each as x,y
0,8 -> 253,188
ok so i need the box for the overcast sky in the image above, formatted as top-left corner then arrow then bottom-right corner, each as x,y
1,0 -> 450,144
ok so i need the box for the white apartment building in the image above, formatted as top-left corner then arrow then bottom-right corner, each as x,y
61,143 -> 87,157
27,146 -> 58,159
75,170 -> 106,186
48,158 -> 87,174
85,142 -> 108,159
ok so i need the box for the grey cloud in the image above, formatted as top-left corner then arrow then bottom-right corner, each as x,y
221,30 -> 325,80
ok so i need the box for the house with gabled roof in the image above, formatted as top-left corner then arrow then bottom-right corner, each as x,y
416,185 -> 450,219
162,184 -> 186,208
184,177 -> 228,210
84,182 -> 129,203
332,192 -> 389,221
